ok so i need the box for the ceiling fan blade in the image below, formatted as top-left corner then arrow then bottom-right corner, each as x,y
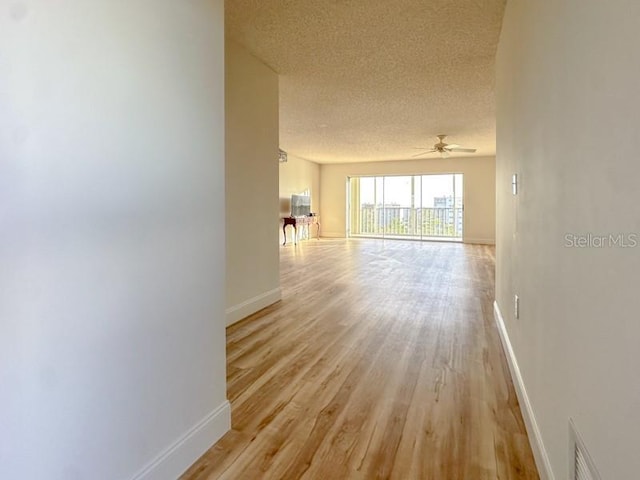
412,149 -> 437,157
445,144 -> 461,149
448,147 -> 477,153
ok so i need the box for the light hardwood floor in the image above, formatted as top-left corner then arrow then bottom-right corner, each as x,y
182,239 -> 538,480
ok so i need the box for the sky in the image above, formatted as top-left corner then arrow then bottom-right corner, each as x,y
356,174 -> 463,208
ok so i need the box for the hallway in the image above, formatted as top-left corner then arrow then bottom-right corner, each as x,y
183,239 -> 538,479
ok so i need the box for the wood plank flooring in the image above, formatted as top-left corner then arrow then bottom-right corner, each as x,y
181,239 -> 538,480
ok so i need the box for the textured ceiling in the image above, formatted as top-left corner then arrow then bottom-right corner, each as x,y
226,0 -> 506,164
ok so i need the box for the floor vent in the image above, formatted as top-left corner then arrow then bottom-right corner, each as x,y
570,419 -> 601,480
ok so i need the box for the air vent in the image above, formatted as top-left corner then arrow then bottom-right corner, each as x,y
570,419 -> 601,480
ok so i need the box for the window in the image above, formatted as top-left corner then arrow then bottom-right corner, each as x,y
348,174 -> 463,240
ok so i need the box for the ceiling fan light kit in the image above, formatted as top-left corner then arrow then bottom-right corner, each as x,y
412,135 -> 477,158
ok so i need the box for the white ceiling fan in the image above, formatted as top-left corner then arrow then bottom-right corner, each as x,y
412,134 -> 477,158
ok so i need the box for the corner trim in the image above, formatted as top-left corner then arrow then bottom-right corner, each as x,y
493,301 -> 555,480
463,237 -> 496,245
130,400 -> 231,480
226,287 -> 281,326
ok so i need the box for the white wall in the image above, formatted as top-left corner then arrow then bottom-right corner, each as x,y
320,157 -> 496,244
0,2 -> 229,479
496,1 -> 640,479
279,154 -> 320,244
225,40 -> 281,325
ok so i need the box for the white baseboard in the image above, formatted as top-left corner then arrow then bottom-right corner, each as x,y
493,301 -> 554,480
319,232 -> 345,238
130,400 -> 231,480
226,287 -> 281,326
463,237 -> 496,245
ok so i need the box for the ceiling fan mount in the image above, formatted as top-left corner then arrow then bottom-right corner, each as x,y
413,134 -> 477,158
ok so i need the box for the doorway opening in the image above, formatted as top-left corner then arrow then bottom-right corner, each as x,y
347,174 -> 463,241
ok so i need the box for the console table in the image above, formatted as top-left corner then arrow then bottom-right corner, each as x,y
282,215 -> 320,245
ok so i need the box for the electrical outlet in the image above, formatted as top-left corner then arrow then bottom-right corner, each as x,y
514,295 -> 520,319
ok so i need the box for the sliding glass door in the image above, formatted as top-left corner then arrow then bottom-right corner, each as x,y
348,174 -> 463,241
